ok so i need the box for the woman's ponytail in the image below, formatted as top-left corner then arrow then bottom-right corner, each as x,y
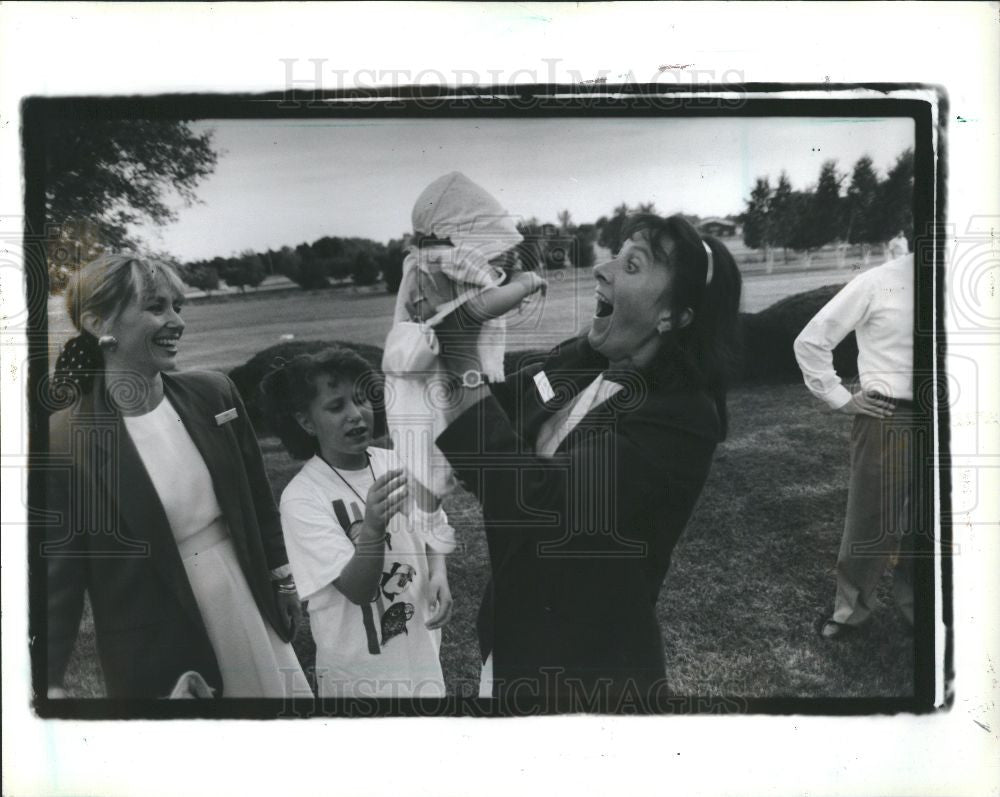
51,332 -> 104,401
697,235 -> 743,437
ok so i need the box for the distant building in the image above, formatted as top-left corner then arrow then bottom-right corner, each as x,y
698,217 -> 741,238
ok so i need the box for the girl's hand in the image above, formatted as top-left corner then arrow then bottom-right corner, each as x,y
836,390 -> 895,419
424,569 -> 453,630
364,468 -> 408,536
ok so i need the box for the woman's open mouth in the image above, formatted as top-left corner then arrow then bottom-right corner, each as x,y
594,294 -> 614,318
152,332 -> 181,354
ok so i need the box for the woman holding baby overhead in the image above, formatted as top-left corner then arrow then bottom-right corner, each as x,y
45,254 -> 310,699
391,189 -> 743,712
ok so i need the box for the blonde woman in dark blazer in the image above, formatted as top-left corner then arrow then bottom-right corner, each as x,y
45,254 -> 310,699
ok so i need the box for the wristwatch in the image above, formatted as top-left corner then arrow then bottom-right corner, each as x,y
461,369 -> 487,389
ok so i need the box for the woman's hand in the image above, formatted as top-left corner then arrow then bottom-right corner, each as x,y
836,390 -> 896,419
424,568 -> 453,630
508,270 -> 548,299
364,468 -> 408,537
274,585 -> 303,639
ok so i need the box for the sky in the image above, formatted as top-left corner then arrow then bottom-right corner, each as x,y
135,116 -> 914,262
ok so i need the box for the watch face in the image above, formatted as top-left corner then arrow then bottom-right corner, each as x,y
461,369 -> 484,389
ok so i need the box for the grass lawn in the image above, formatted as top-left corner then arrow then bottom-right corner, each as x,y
61,381 -> 914,700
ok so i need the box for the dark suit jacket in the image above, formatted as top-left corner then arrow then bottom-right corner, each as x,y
437,336 -> 721,712
45,369 -> 291,698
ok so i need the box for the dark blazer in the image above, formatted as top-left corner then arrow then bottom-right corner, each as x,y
45,369 -> 292,698
437,335 -> 722,712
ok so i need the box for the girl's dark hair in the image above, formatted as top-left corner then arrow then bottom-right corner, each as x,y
259,346 -> 383,460
619,214 -> 743,437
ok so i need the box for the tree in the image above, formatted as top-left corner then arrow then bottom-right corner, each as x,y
45,218 -> 107,294
785,191 -> 818,255
272,246 -> 303,284
223,251 -> 267,292
873,148 -> 914,245
845,156 -> 880,246
572,224 -> 597,270
769,172 -> 798,262
742,177 -> 772,251
379,238 -> 407,293
291,243 -> 330,289
45,119 -> 218,292
351,250 -> 380,286
812,160 -> 846,244
557,209 -> 573,232
515,221 -> 547,272
178,262 -> 220,295
789,161 -> 844,263
636,202 -> 657,214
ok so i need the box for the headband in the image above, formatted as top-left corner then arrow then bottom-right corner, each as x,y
703,241 -> 714,285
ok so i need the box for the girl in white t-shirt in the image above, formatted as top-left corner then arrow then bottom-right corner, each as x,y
260,347 -> 456,698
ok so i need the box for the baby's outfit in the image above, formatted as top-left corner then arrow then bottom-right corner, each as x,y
382,171 -> 523,497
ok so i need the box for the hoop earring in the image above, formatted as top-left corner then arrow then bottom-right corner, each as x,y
98,335 -> 119,352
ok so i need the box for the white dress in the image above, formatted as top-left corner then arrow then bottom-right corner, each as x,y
124,397 -> 311,698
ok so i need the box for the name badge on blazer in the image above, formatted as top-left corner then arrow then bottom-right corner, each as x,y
533,370 -> 555,403
215,408 -> 239,426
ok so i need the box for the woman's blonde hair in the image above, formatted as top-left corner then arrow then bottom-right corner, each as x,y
52,254 -> 188,399
65,253 -> 186,333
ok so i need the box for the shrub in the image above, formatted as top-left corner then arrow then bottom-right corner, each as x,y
229,339 -> 386,436
738,283 -> 859,384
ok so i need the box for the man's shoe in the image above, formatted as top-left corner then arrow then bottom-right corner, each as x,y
815,615 -> 859,640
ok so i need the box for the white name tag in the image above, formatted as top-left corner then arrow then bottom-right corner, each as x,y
533,370 -> 555,403
215,408 -> 238,426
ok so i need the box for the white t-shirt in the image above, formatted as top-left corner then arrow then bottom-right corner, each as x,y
279,447 -> 451,698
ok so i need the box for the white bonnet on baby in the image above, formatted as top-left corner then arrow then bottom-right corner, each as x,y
411,172 -> 522,273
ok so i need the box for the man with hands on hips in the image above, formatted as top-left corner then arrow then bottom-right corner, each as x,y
794,250 -> 917,640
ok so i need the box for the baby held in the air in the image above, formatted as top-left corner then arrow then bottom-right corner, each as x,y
382,171 -> 546,511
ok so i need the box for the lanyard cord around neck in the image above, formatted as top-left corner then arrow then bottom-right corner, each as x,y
322,452 -> 376,506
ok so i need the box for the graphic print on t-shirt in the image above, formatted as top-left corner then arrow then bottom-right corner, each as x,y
331,499 -> 416,652
379,563 -> 417,645
381,602 -> 415,645
381,562 -> 415,600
